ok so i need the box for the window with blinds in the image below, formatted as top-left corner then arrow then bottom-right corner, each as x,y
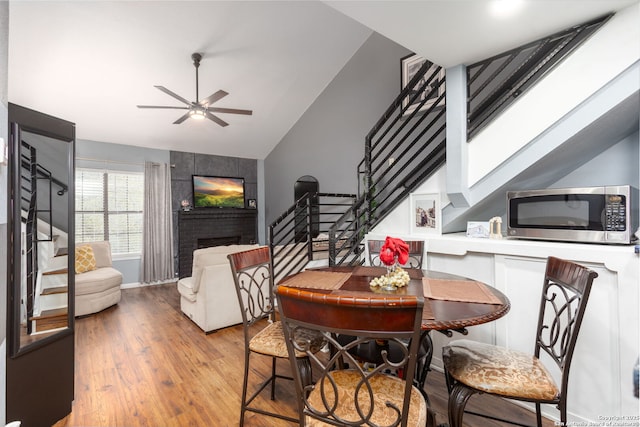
76,168 -> 144,255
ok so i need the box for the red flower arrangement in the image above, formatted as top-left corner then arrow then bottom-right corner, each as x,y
379,236 -> 410,266
370,236 -> 411,289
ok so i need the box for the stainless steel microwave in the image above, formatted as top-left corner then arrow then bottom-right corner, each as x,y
507,185 -> 638,244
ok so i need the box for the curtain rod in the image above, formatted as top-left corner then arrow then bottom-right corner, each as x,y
75,157 -> 175,167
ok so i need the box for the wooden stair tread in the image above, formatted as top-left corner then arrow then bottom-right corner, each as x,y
43,268 -> 68,275
31,308 -> 68,332
30,307 -> 67,321
41,286 -> 68,295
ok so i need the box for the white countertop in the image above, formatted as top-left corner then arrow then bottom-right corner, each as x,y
366,232 -> 639,273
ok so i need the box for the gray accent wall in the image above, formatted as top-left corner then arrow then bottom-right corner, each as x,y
170,150 -> 258,273
553,130 -> 639,188
170,150 -> 257,213
263,32 -> 411,229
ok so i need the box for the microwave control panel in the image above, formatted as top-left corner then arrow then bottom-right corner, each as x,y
604,195 -> 627,231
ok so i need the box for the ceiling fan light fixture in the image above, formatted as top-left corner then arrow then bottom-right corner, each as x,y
189,109 -> 206,120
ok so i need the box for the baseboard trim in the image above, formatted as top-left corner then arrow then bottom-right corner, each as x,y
121,279 -> 177,289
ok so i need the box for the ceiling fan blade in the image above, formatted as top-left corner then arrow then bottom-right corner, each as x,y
207,107 -> 253,116
154,85 -> 192,106
205,111 -> 229,127
200,90 -> 228,107
173,112 -> 192,124
137,105 -> 189,109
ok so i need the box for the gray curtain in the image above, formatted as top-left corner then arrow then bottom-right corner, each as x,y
141,162 -> 174,283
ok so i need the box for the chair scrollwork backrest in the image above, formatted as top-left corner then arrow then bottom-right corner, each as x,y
228,246 -> 275,326
277,286 -> 426,427
535,256 -> 598,378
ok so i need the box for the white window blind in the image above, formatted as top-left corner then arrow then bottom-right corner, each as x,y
76,168 -> 144,255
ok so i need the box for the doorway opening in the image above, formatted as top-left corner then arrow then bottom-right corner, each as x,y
294,176 -> 319,242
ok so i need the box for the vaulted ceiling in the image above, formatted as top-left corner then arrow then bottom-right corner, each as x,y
8,0 -> 638,159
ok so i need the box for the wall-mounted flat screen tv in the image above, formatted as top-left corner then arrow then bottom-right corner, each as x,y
192,175 -> 245,208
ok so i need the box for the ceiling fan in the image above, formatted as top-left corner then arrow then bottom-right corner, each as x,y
137,53 -> 252,126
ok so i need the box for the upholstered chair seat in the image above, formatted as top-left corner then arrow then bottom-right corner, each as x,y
305,370 -> 427,427
443,339 -> 559,401
248,321 -> 289,357
249,321 -> 324,358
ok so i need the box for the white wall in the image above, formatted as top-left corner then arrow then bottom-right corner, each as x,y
369,167 -> 449,238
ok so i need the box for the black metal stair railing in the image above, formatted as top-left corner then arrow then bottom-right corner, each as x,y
329,58 -> 447,266
20,141 -> 38,334
467,14 -> 611,140
269,192 -> 356,281
327,196 -> 367,267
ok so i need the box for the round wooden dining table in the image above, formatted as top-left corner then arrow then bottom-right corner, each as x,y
277,265 -> 511,427
278,265 -> 510,332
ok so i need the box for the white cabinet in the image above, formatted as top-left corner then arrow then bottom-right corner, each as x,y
419,235 -> 639,423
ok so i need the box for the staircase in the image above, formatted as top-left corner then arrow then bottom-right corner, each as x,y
36,248 -> 68,332
19,140 -> 69,333
270,13 -> 635,278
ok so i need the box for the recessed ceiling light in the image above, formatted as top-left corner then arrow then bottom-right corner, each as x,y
489,0 -> 524,18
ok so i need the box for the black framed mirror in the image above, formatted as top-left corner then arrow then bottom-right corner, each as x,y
7,103 -> 75,357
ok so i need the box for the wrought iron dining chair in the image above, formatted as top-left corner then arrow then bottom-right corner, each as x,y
228,246 -> 313,425
442,256 -> 598,427
277,283 -> 435,427
367,239 -> 425,269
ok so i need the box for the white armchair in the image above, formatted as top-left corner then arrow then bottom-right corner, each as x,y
75,240 -> 123,317
177,244 -> 259,333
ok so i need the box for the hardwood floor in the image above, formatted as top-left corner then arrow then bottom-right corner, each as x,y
54,283 -> 556,427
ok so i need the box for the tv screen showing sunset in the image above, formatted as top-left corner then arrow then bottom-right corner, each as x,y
192,176 -> 244,208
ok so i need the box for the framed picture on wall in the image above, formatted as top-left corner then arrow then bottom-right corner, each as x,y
247,199 -> 257,209
401,54 -> 445,116
410,193 -> 441,234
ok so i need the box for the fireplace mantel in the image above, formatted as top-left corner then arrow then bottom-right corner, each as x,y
178,209 -> 257,278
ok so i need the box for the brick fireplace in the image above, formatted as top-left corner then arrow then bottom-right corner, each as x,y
178,209 -> 257,278
197,236 -> 240,248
